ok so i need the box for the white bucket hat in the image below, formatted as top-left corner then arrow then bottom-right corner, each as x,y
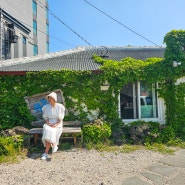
46,92 -> 57,102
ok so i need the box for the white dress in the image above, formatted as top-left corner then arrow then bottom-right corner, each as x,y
42,103 -> 65,147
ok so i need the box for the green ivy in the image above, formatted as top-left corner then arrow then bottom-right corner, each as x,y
1,30 -> 185,142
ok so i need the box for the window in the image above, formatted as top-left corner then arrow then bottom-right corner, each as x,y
46,8 -> 49,20
22,36 -> 27,57
22,36 -> 26,44
33,45 -> 38,56
46,24 -> 49,35
32,1 -> 37,16
120,82 -> 158,119
46,42 -> 49,53
33,20 -> 37,35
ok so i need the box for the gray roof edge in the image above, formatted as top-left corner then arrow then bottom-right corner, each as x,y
85,46 -> 166,51
0,46 -> 165,68
0,47 -> 86,67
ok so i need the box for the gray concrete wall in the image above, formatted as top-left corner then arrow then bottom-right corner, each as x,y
0,0 -> 48,59
37,0 -> 48,54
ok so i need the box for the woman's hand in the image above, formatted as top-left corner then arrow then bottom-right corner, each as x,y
46,122 -> 53,127
50,119 -> 61,128
46,123 -> 58,128
52,123 -> 58,128
45,119 -> 60,127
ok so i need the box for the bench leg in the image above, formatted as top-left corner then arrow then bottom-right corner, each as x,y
34,134 -> 38,145
81,134 -> 83,144
74,134 -> 77,145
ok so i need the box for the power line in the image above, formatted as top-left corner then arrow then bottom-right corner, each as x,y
19,19 -> 75,47
37,0 -> 93,46
82,0 -> 159,46
0,8 -> 75,50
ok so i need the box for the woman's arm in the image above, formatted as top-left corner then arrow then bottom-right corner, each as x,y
52,119 -> 61,127
58,104 -> 65,120
45,118 -> 52,126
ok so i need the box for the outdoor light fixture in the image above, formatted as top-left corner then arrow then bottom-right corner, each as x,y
173,61 -> 181,67
100,80 -> 110,91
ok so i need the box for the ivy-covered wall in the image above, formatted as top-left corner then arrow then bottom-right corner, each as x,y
1,30 -> 185,139
0,70 -> 120,129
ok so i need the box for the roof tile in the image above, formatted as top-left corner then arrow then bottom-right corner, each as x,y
0,46 -> 165,72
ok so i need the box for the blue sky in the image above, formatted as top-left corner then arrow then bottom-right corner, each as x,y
48,0 -> 185,52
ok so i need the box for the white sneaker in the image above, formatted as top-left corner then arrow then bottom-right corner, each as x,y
52,146 -> 58,153
41,153 -> 48,160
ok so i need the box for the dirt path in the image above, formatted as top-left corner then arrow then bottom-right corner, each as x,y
0,149 -> 164,185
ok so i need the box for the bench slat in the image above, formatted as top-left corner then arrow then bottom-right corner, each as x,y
63,128 -> 81,133
63,121 -> 81,126
29,127 -> 81,135
31,120 -> 81,127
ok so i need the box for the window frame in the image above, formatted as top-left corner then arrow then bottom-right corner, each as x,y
118,82 -> 164,123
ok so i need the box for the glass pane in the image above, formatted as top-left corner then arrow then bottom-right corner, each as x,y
46,42 -> 49,53
32,1 -> 37,16
140,82 -> 158,118
33,21 -> 37,35
46,9 -> 49,20
22,37 -> 26,44
33,45 -> 38,56
120,83 -> 138,119
46,24 -> 49,35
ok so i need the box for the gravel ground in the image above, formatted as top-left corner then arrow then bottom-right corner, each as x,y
0,149 -> 164,185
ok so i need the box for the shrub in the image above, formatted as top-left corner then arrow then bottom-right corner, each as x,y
128,120 -> 175,144
160,126 -> 175,143
0,136 -> 23,163
110,118 -> 129,145
82,122 -> 111,144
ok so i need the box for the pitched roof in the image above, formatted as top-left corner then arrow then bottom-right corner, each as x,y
0,46 -> 165,73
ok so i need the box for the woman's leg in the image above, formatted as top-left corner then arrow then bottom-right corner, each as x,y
45,140 -> 51,154
56,128 -> 63,146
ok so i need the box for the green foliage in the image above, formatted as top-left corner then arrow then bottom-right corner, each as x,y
167,138 -> 185,148
0,136 -> 23,163
87,142 -> 141,153
0,70 -> 120,129
145,143 -> 175,154
82,122 -> 111,144
60,142 -> 73,151
128,120 -> 175,144
1,30 -> 185,144
164,30 -> 185,62
160,126 -> 175,143
162,30 -> 185,139
110,118 -> 129,145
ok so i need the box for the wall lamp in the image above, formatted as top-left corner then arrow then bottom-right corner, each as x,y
100,80 -> 110,91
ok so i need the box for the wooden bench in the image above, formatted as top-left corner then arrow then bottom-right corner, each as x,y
24,89 -> 82,145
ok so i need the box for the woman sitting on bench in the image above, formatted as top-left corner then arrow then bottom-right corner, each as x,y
41,92 -> 65,160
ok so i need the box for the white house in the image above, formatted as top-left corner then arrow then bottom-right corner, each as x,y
0,46 -> 169,123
